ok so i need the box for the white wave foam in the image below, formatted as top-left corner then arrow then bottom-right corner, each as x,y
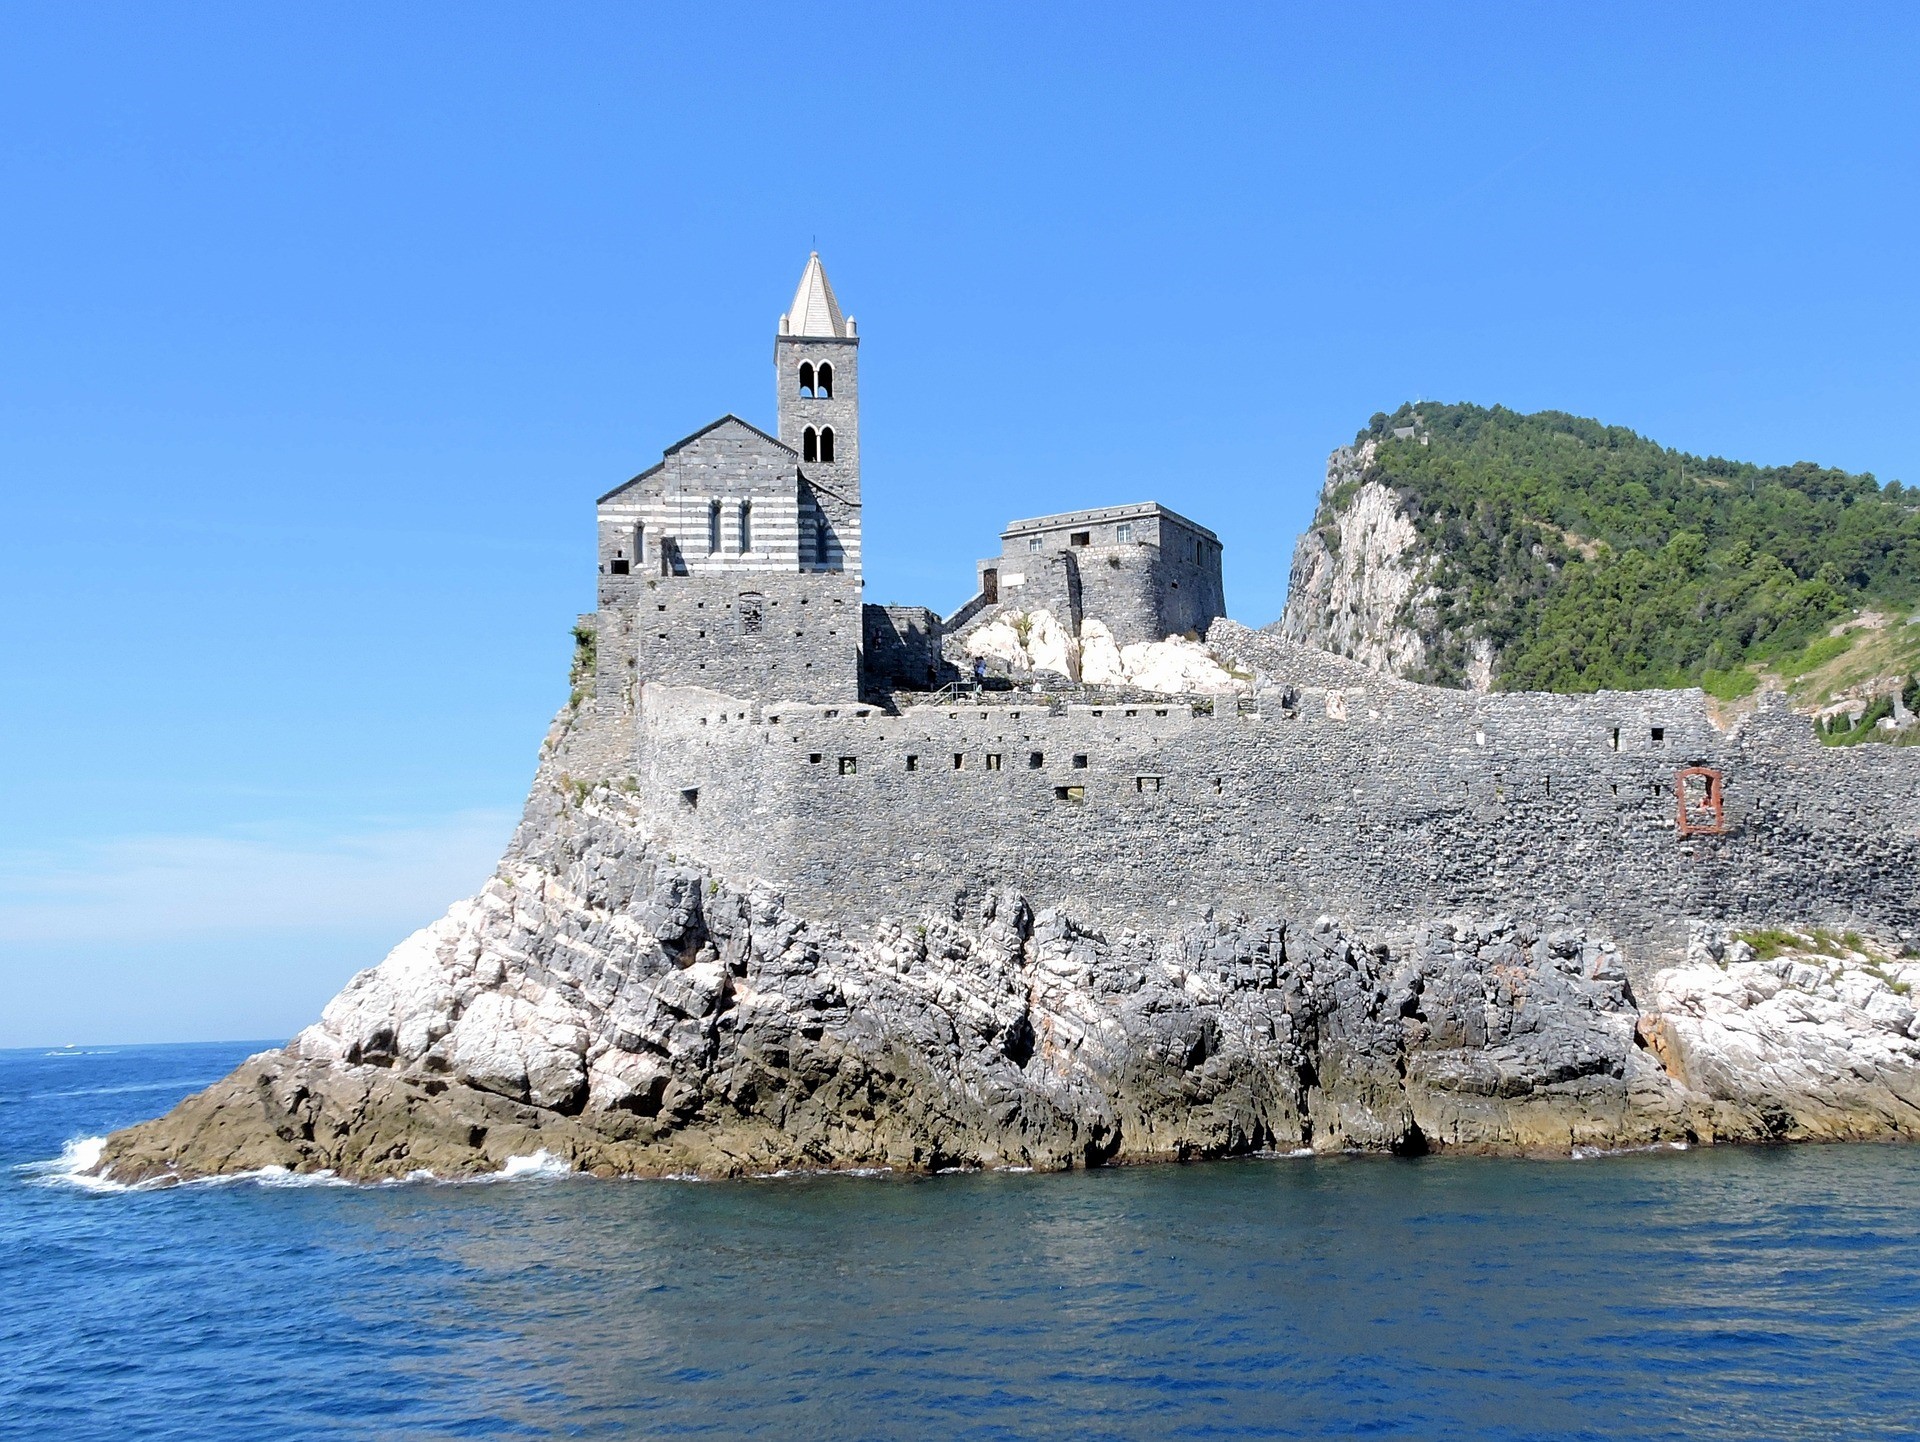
18,1135 -> 133,1192
749,1164 -> 895,1180
492,1149 -> 572,1179
1572,1140 -> 1695,1161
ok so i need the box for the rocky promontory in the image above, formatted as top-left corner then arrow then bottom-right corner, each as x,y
98,766 -> 1920,1184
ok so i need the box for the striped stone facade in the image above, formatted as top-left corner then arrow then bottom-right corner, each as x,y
592,254 -> 865,702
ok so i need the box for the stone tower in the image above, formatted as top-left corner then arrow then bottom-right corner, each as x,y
775,253 -> 861,580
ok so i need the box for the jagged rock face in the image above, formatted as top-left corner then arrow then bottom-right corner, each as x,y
1279,442 -> 1434,679
95,783 -> 1920,1184
1278,442 -> 1499,691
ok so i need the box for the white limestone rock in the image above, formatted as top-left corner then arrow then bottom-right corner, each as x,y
1643,952 -> 1920,1136
974,611 -> 1248,695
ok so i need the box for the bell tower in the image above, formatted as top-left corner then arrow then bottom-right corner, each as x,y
776,252 -> 860,579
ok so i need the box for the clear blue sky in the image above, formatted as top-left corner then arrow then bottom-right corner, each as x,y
3,4 -> 1915,1047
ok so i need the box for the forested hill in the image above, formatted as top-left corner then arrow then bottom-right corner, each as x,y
1281,401 -> 1920,700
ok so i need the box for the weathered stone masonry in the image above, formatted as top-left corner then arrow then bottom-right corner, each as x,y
559,621 -> 1920,979
563,254 -> 1920,977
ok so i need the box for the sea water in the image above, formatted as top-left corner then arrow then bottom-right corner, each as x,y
4,1042 -> 1918,1440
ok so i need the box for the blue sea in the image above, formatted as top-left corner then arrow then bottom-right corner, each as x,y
4,1042 -> 1920,1439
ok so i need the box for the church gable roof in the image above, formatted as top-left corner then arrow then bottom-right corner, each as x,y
597,415 -> 795,505
663,413 -> 793,458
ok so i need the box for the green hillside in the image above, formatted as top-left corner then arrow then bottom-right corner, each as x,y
1349,402 -> 1920,696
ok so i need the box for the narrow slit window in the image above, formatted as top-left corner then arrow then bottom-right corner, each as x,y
739,500 -> 752,553
905,754 -> 920,771
952,753 -> 965,770
986,754 -> 1002,771
708,500 -> 721,553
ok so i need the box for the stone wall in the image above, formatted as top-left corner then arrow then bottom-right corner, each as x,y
591,573 -> 863,706
862,604 -> 954,692
555,623 -> 1920,979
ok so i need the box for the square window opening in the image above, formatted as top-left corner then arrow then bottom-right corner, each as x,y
838,756 -> 857,775
679,787 -> 699,810
1028,751 -> 1044,769
1054,785 -> 1085,803
1072,753 -> 1089,769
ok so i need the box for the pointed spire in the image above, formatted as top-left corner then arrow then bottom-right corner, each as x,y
782,251 -> 852,338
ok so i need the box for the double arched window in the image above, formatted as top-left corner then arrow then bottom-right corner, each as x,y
797,360 -> 835,399
802,426 -> 837,462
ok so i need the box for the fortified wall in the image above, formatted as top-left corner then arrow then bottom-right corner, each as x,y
557,619 -> 1920,976
560,254 -> 1920,975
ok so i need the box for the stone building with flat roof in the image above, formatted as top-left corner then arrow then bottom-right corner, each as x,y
975,502 -> 1226,649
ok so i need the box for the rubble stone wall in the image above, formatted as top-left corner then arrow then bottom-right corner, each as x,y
551,625 -> 1920,977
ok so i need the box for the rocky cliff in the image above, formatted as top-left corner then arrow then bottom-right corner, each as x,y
1277,402 -> 1920,698
1279,436 -> 1497,690
97,733 -> 1920,1184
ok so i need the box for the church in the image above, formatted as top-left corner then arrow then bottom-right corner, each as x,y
592,253 -> 1225,702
